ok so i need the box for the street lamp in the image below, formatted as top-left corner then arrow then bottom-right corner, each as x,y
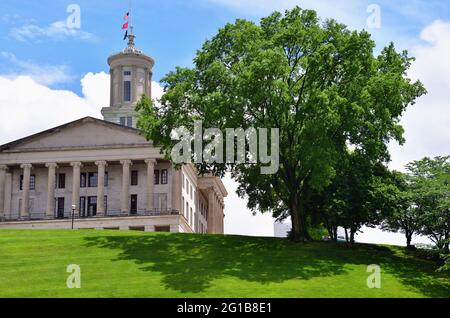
71,205 -> 76,230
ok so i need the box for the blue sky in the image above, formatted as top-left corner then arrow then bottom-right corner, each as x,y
1,0 -> 450,94
1,0 -> 450,241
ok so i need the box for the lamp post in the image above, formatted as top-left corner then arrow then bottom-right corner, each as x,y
71,205 -> 76,230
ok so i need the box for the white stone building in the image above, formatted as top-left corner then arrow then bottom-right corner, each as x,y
0,34 -> 227,233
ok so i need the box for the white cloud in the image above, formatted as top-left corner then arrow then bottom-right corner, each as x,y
10,20 -> 95,42
0,51 -> 74,86
389,19 -> 450,171
0,75 -> 103,145
80,72 -> 110,108
0,71 -> 165,147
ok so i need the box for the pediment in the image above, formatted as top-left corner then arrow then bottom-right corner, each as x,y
1,117 -> 151,151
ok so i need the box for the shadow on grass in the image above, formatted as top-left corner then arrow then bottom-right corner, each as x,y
84,234 -> 450,296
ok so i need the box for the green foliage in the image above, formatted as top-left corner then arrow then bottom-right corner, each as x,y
405,157 -> 450,251
316,151 -> 394,243
136,6 -> 426,241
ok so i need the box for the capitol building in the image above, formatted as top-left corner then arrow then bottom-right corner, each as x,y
0,34 -> 227,233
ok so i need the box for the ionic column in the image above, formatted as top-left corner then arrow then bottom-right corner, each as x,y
96,161 -> 108,217
207,187 -> 215,234
109,69 -> 114,106
120,160 -> 132,214
0,165 -> 8,218
145,159 -> 157,212
132,65 -> 137,103
144,67 -> 149,97
20,164 -> 32,219
70,162 -> 83,215
119,66 -> 124,104
45,163 -> 58,219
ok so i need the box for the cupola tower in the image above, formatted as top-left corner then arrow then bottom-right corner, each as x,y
101,33 -> 155,128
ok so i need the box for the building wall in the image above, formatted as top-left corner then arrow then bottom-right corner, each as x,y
181,166 -> 198,231
7,162 -> 173,219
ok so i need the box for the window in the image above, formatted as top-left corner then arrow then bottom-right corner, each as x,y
124,71 -> 131,76
161,169 -> 168,184
104,196 -> 108,215
80,197 -> 86,217
155,226 -> 170,232
120,117 -> 126,126
30,175 -> 35,190
19,175 -> 36,190
190,208 -> 193,227
80,173 -> 87,188
186,202 -> 189,220
182,174 -> 185,189
87,196 -> 97,217
57,173 -> 66,189
154,170 -> 160,185
190,185 -> 193,200
104,172 -> 109,187
127,117 -> 133,127
88,172 -> 98,188
131,170 -> 139,186
130,194 -> 138,215
124,81 -> 131,102
182,197 -> 185,214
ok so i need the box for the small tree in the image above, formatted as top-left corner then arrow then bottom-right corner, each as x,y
380,172 -> 421,248
407,157 -> 450,252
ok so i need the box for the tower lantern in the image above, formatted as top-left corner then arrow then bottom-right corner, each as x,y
101,33 -> 155,128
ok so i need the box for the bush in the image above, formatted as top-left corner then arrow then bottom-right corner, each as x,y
414,248 -> 441,262
437,253 -> 450,273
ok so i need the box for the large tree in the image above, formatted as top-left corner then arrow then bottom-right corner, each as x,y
136,7 -> 425,241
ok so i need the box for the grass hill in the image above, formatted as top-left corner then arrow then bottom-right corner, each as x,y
0,230 -> 448,298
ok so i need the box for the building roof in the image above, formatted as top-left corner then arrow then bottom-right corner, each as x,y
0,117 -> 146,152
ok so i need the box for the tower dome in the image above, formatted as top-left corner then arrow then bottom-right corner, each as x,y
101,34 -> 155,128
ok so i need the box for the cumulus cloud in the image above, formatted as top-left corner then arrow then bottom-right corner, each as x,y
0,51 -> 74,86
0,71 -> 165,146
389,19 -> 450,171
0,75 -> 103,145
10,20 -> 96,42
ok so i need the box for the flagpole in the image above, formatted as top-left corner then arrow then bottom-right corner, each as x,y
129,0 -> 133,36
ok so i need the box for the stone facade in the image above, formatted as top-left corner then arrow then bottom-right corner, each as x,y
0,34 -> 228,234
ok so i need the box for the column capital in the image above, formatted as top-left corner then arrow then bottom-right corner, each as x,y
120,160 -> 133,166
45,163 -> 58,169
20,163 -> 33,170
95,161 -> 108,167
145,159 -> 157,166
70,162 -> 83,168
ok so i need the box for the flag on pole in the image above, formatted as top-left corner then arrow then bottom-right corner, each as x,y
123,30 -> 128,40
124,12 -> 130,20
122,21 -> 129,30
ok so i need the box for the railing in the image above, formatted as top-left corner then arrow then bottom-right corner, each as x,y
0,209 -> 181,223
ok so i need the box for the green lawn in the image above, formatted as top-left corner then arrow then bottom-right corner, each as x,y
0,230 -> 448,298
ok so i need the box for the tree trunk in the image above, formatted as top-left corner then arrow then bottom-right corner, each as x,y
405,231 -> 412,248
289,194 -> 311,242
333,226 -> 338,241
344,228 -> 349,243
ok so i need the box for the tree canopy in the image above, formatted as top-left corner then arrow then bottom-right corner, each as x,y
137,6 -> 426,241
